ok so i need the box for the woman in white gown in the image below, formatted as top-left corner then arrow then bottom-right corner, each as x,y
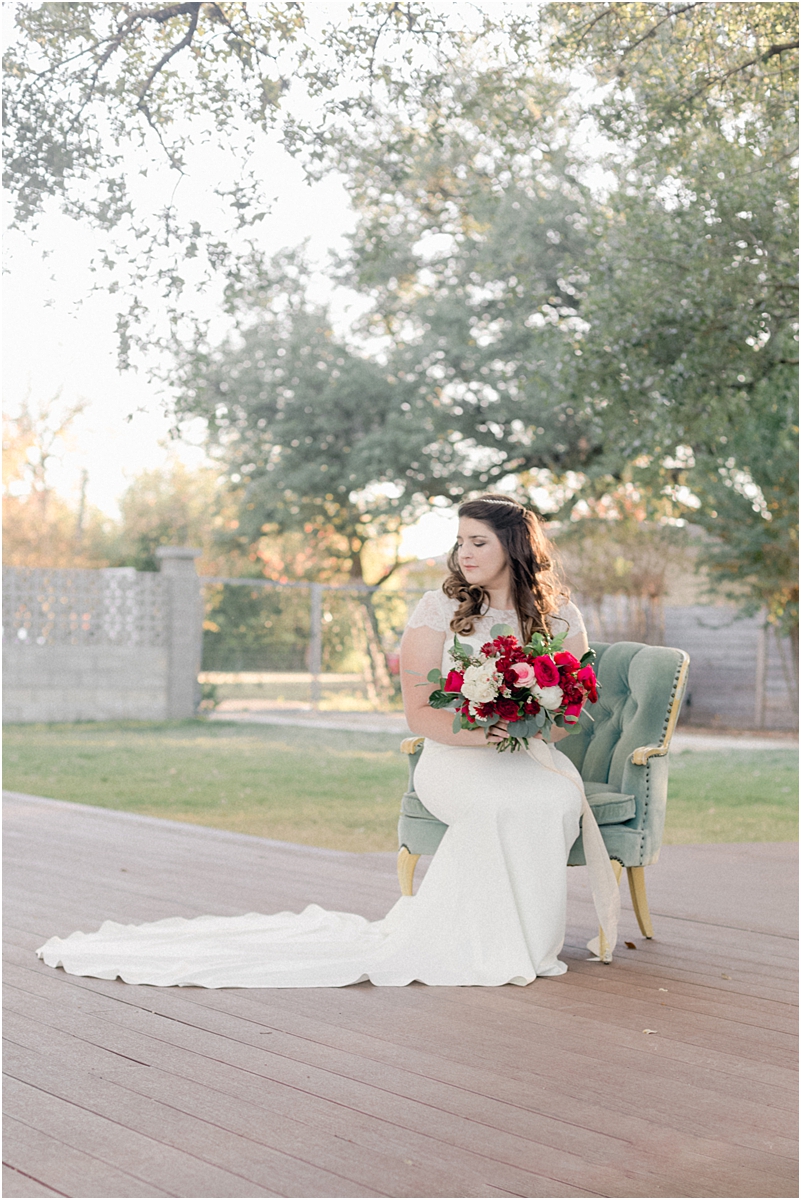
38,495 -> 616,988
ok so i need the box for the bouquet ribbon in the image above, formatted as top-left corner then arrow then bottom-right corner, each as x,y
524,739 -> 620,962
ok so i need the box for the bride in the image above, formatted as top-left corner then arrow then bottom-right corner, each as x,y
37,494 -> 617,988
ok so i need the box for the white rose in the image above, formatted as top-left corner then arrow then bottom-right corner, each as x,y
462,661 -> 499,704
533,684 -> 564,710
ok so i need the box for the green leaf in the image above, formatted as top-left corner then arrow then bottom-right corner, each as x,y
450,635 -> 475,663
489,622 -> 514,638
452,713 -> 463,734
427,668 -> 443,683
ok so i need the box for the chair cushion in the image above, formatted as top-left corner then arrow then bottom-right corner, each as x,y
583,780 -> 636,825
402,784 -> 635,827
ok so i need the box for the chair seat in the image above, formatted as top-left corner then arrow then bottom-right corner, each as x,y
401,791 -> 443,821
401,781 -> 635,827
583,781 -> 636,825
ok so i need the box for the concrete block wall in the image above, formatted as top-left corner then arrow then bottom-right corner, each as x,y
3,549 -> 202,723
3,645 -> 169,722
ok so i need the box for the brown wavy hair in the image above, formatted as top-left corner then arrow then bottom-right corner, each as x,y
443,494 -> 569,643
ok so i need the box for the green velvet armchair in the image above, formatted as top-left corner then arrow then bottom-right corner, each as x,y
397,641 -> 690,947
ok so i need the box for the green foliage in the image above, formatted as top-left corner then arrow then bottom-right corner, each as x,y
5,2 -> 797,636
106,459 -> 228,571
545,2 -> 798,156
1,2 -> 470,359
171,248 -> 476,579
201,583 -> 311,672
688,379 -> 798,640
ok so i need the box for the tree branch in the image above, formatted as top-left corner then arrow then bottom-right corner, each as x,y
683,38 -> 799,104
136,2 -> 201,166
616,3 -> 701,62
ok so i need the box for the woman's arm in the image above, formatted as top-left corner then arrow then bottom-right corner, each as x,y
400,624 -> 492,747
400,618 -> 592,747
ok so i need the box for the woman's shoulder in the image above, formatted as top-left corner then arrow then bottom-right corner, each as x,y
406,588 -> 456,632
549,595 -> 586,638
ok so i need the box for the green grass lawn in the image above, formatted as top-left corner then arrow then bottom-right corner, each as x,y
3,720 -> 797,851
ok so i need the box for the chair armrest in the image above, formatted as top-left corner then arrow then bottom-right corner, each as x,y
401,736 -> 425,756
630,745 -> 670,766
629,651 -> 690,767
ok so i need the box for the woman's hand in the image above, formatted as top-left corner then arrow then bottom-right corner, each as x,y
485,720 -> 510,745
486,722 -> 572,746
545,725 -> 571,744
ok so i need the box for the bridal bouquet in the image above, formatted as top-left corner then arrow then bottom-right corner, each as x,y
426,624 -> 599,751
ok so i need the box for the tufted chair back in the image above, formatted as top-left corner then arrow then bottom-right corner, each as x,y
559,642 -> 686,792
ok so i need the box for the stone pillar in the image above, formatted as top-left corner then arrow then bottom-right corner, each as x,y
156,547 -> 203,718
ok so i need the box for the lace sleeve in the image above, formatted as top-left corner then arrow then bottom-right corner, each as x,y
406,590 -> 452,633
550,599 -> 587,640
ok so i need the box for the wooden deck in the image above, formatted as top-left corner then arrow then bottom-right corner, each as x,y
3,791 -> 797,1199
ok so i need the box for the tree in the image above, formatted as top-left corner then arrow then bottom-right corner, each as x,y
540,2 -> 798,636
106,457 -> 238,573
2,395 -> 111,566
171,251 -> 462,699
321,2 -> 798,636
2,1 -> 464,360
172,249 -> 469,582
6,2 -> 797,639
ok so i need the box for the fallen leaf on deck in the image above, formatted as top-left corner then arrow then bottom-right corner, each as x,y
658,987 -> 668,992
642,1029 -> 657,1035
721,974 -> 731,979
625,941 -> 637,949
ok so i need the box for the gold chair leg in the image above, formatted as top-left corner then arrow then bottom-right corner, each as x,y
627,866 -> 654,938
397,847 -> 420,897
597,860 -> 624,964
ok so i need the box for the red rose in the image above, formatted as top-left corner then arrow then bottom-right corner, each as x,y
533,655 -> 560,687
495,698 -> 520,721
554,651 -> 581,672
444,670 -> 465,693
563,700 -> 584,724
577,665 -> 598,703
560,678 -> 583,704
524,696 -> 541,715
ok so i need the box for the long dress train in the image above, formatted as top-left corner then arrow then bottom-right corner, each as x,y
36,594 -> 616,988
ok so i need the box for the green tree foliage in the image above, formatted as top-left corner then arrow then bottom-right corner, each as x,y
2,1 -> 462,358
105,458 -> 237,572
5,2 -> 797,638
172,250 -> 476,581
540,2 -> 798,636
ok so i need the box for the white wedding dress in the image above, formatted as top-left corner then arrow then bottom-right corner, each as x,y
38,593 -> 616,989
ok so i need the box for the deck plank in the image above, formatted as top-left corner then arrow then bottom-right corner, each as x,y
4,791 -> 798,1199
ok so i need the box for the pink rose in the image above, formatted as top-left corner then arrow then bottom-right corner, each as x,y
508,661 -> 537,688
533,655 -> 560,688
563,700 -> 584,724
444,670 -> 465,693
